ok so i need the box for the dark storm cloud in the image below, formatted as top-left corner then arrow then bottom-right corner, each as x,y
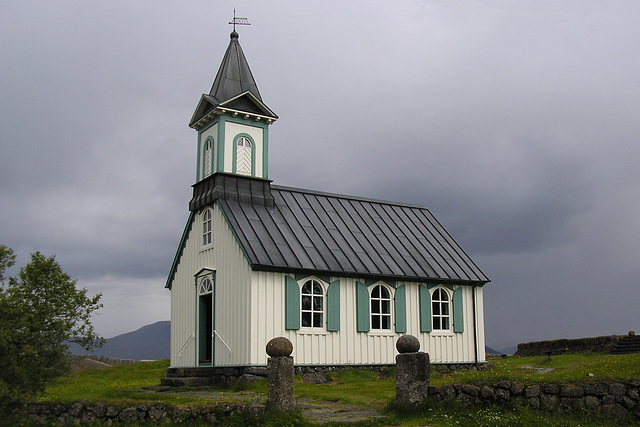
1,1 -> 639,345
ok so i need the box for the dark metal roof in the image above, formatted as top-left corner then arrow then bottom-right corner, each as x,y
218,185 -> 489,284
209,31 -> 262,104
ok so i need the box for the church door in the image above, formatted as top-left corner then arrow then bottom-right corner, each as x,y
198,278 -> 214,366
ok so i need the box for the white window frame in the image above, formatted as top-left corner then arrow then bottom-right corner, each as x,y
235,136 -> 252,176
201,209 -> 212,248
431,287 -> 452,333
300,278 -> 325,331
203,138 -> 213,177
370,283 -> 393,333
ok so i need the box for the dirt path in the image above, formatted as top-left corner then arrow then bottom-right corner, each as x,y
145,387 -> 387,424
296,397 -> 386,424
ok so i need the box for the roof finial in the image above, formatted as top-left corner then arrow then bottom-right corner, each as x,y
229,9 -> 250,37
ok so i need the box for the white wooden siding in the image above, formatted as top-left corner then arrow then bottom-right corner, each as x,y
248,274 -> 486,366
169,203 -> 252,367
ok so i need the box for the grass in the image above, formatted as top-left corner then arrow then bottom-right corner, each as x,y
36,352 -> 640,425
431,352 -> 640,386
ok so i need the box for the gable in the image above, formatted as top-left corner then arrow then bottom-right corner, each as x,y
217,186 -> 489,284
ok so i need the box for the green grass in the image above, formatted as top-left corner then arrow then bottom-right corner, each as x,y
431,352 -> 640,386
36,353 -> 640,425
392,402 -> 634,427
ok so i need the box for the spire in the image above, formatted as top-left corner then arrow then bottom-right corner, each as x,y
209,30 -> 262,104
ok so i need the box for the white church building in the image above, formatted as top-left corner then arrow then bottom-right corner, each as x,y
165,29 -> 489,374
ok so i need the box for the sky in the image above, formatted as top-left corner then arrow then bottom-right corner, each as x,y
1,1 -> 639,353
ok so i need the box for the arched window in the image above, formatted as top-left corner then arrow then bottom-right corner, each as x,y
370,284 -> 391,330
203,139 -> 213,177
432,288 -> 450,330
199,277 -> 213,295
235,136 -> 252,176
202,209 -> 212,246
301,279 -> 324,328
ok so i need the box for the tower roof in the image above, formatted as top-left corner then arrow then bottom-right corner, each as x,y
210,31 -> 262,104
189,30 -> 277,128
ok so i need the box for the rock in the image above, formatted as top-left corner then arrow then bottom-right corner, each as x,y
603,403 -> 628,419
119,408 -> 138,423
396,335 -> 420,353
265,337 -> 293,357
302,372 -> 332,384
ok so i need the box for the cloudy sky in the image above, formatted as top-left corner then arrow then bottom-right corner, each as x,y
1,1 -> 638,352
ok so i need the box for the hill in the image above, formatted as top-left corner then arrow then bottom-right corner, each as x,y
68,320 -> 169,360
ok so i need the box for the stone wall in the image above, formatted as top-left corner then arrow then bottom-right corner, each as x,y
429,381 -> 640,419
515,335 -> 623,356
24,401 -> 264,425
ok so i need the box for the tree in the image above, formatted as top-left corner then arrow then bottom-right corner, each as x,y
0,245 -> 103,412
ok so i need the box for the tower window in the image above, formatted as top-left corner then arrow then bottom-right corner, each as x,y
202,209 -> 212,246
371,284 -> 391,330
235,136 -> 252,176
204,139 -> 213,177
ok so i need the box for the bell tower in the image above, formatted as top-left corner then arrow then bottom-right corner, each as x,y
188,24 -> 278,211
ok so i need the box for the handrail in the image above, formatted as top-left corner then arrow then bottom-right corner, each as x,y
213,330 -> 232,356
178,333 -> 195,357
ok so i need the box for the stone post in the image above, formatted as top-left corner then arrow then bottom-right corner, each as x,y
395,334 -> 430,407
266,337 -> 295,412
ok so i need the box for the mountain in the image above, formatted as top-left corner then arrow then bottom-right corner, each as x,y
68,321 -> 170,360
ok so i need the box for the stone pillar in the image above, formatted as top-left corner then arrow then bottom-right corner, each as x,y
266,337 -> 295,412
395,334 -> 430,407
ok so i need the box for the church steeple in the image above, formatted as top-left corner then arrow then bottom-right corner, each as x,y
209,31 -> 263,105
188,26 -> 277,211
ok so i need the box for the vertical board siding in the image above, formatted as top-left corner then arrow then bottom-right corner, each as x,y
247,276 -> 485,366
169,204 -> 252,367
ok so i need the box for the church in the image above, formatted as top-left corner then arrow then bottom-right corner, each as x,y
165,28 -> 489,373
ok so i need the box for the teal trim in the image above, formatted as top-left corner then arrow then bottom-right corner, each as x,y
453,287 -> 464,333
419,285 -> 432,332
356,281 -> 370,332
263,127 -> 268,178
285,276 -> 300,330
365,278 -> 396,288
196,133 -> 202,181
444,284 -> 455,291
165,211 -> 195,289
394,285 -> 407,333
295,273 -> 331,284
327,280 -> 340,332
217,118 -> 225,172
231,133 -> 257,176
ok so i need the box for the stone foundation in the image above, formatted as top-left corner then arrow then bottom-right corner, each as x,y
23,401 -> 265,425
428,381 -> 640,419
515,336 -> 623,356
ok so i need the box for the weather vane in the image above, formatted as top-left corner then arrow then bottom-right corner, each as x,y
229,9 -> 250,32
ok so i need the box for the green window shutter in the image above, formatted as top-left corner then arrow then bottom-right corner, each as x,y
419,285 -> 432,332
453,287 -> 464,333
356,281 -> 370,332
394,285 -> 407,333
327,280 -> 340,332
285,276 -> 300,330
